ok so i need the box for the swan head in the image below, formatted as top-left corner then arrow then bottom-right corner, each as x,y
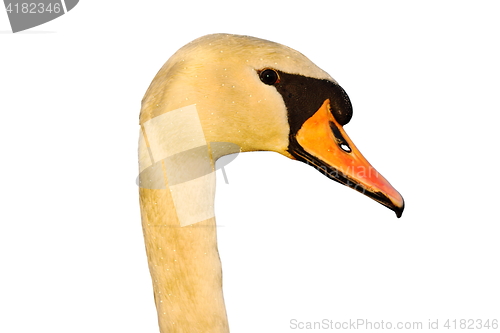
139,33 -> 404,219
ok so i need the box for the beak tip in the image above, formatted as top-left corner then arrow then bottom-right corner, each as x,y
394,198 -> 405,218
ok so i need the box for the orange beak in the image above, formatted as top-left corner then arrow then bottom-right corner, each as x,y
292,99 -> 404,217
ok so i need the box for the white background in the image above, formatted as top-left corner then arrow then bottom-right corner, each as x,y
1,1 -> 499,332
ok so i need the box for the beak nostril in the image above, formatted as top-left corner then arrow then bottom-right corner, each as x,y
340,143 -> 352,153
329,121 -> 352,153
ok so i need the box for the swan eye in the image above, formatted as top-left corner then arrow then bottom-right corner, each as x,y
259,69 -> 279,85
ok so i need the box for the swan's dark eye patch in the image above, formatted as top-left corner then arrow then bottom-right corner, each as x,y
259,69 -> 279,85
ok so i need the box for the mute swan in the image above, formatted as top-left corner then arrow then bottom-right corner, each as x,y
138,33 -> 404,332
